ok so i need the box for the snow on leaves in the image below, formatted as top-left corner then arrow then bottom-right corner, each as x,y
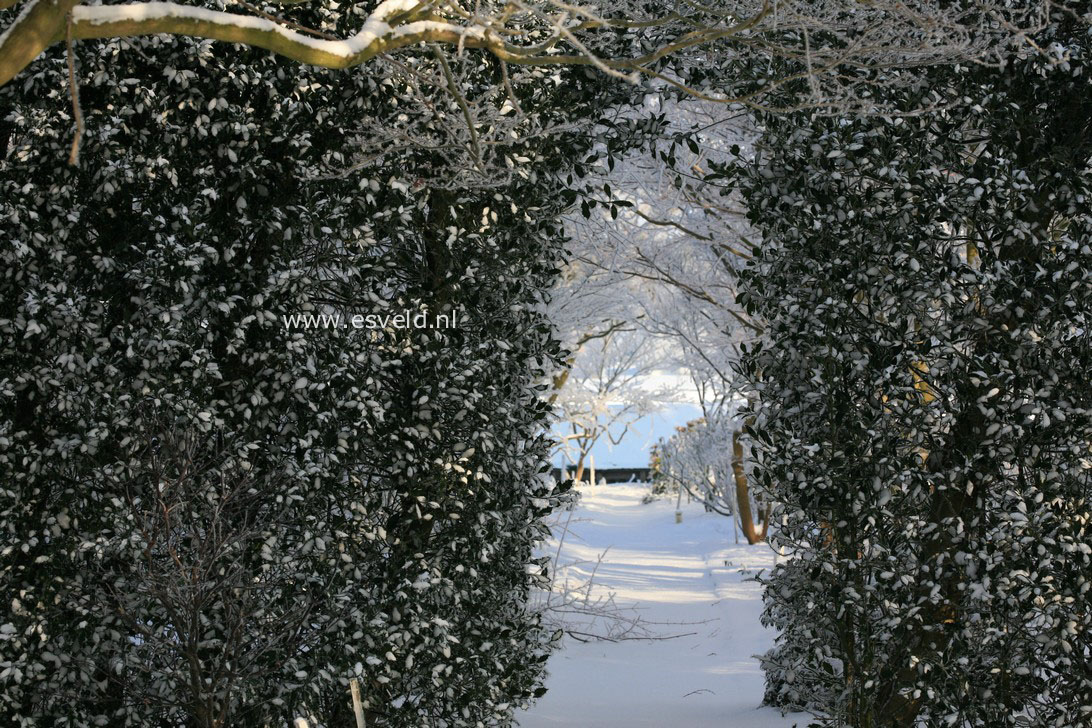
0,4 -> 614,724
740,20 -> 1092,727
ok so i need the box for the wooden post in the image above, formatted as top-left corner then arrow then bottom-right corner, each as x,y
350,678 -> 366,728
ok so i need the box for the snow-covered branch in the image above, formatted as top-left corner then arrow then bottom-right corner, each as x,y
3,0 -> 1078,112
0,0 -> 771,89
0,0 -> 479,86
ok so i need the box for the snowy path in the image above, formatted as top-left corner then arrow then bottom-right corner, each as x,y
517,483 -> 804,728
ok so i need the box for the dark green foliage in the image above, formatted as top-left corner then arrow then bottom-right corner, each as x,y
737,15 -> 1092,728
0,7 -> 619,725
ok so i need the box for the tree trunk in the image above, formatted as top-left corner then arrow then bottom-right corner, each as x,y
732,430 -> 769,544
572,453 -> 586,484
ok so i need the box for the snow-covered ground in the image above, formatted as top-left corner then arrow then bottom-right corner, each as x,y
518,483 -> 806,728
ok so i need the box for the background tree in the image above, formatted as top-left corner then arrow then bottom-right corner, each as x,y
553,327 -> 676,483
557,94 -> 771,543
652,406 -> 770,544
564,95 -> 760,406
